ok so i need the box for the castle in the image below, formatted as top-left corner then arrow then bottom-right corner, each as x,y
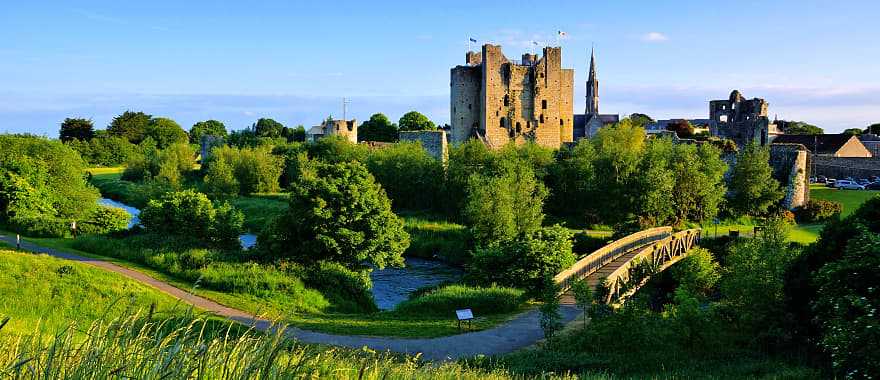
450,45 -> 619,149
709,90 -> 774,147
450,44 -> 574,148
306,118 -> 357,143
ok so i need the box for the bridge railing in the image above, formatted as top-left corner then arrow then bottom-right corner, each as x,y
554,226 -> 672,291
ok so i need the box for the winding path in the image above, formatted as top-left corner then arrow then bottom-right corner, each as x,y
0,234 -> 579,361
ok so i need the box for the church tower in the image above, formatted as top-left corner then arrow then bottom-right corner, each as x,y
585,48 -> 599,115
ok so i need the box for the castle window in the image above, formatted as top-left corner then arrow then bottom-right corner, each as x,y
453,106 -> 456,113
542,100 -> 547,109
719,115 -> 728,123
560,119 -> 564,126
500,117 -> 506,128
504,95 -> 510,107
468,103 -> 472,110
516,122 -> 521,134
540,114 -> 544,123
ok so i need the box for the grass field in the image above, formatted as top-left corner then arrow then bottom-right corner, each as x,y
809,183 -> 880,218
0,248 -> 190,336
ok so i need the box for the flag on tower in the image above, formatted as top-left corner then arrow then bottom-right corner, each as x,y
558,30 -> 567,37
469,37 -> 477,43
532,41 -> 539,46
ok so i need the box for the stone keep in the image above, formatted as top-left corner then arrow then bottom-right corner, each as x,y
709,90 -> 771,148
450,44 -> 574,149
769,143 -> 810,209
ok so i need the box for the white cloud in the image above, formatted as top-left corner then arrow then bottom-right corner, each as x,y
642,32 -> 669,42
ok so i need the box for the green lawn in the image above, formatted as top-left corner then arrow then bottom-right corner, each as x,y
0,248 -> 192,336
809,184 -> 880,218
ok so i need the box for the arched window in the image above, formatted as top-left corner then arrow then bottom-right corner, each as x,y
560,118 -> 564,126
499,117 -> 506,128
504,95 -> 510,107
542,100 -> 547,110
516,122 -> 521,134
540,114 -> 544,123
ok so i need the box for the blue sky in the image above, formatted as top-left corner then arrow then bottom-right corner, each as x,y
2,0 -> 879,136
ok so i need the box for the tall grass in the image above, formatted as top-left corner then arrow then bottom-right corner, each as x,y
402,212 -> 471,264
0,313 -> 571,379
394,285 -> 524,317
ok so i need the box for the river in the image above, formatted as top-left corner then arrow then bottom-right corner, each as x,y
97,198 -> 459,309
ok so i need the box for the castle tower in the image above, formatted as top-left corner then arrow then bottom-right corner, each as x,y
585,48 -> 599,115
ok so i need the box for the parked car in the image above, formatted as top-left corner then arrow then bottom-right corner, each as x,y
835,180 -> 866,190
870,176 -> 880,183
826,179 -> 837,188
867,182 -> 880,191
857,178 -> 871,185
816,176 -> 827,183
845,176 -> 856,182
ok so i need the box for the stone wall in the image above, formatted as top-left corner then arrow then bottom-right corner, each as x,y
769,144 -> 810,209
812,155 -> 880,179
399,130 -> 448,162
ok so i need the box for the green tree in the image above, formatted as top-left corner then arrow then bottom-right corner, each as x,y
359,113 -> 400,142
446,139 -> 502,214
398,111 -> 436,131
634,137 -> 675,227
0,135 -> 100,236
140,189 -> 243,248
719,219 -> 797,345
590,120 -> 646,226
258,161 -> 409,269
727,144 -> 783,217
205,145 -> 282,195
670,143 -> 727,223
866,123 -> 880,134
108,111 -> 152,143
253,118 -> 284,138
813,231 -> 880,378
570,278 -> 594,328
154,143 -> 196,187
59,118 -> 95,142
842,127 -> 863,136
203,151 -> 239,198
539,277 -> 564,340
146,117 -> 189,149
545,139 -> 599,223
670,247 -> 720,297
470,225 -> 575,293
365,141 -> 444,211
189,120 -> 227,144
628,113 -> 655,128
306,135 -> 369,164
463,162 -> 547,246
281,125 -> 306,142
777,120 -> 823,135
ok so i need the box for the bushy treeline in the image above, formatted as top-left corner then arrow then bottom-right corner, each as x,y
0,135 -> 128,236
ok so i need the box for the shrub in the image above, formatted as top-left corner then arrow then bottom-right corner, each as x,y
302,261 -> 376,313
469,225 -> 575,294
794,199 -> 842,223
726,144 -> 783,217
394,284 -> 524,317
6,216 -> 70,237
204,145 -> 282,195
140,190 -> 243,248
669,247 -> 720,297
78,205 -> 131,234
464,162 -> 547,246
259,161 -> 409,270
572,232 -> 608,255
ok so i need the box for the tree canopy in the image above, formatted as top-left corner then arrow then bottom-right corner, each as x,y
726,144 -> 783,217
108,111 -> 152,143
398,111 -> 435,131
842,128 -> 863,136
776,120 -> 823,135
359,113 -> 399,142
258,161 -> 409,269
189,120 -> 227,144
253,118 -> 284,138
59,118 -> 95,142
146,117 -> 189,149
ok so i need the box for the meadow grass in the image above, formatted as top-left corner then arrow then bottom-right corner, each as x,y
0,248 -> 188,336
12,232 -> 519,338
394,284 -> 525,317
229,193 -> 289,232
809,184 -> 880,218
400,211 -> 472,264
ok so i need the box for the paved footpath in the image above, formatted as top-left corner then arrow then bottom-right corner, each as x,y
0,234 -> 580,361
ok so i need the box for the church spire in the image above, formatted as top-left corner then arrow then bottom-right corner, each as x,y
586,48 -> 599,115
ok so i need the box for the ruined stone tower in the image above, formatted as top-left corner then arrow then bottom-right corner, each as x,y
709,90 -> 771,147
450,44 -> 574,149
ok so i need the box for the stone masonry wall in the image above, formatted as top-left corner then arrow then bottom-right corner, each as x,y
399,130 -> 448,162
812,156 -> 880,179
769,144 -> 810,209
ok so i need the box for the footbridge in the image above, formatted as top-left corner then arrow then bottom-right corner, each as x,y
556,227 -> 701,305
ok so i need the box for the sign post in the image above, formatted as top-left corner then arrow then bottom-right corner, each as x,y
456,308 -> 474,331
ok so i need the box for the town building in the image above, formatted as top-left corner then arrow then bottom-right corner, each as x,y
772,134 -> 872,158
450,44 -> 574,149
306,118 -> 357,143
859,134 -> 880,157
573,49 -> 619,139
